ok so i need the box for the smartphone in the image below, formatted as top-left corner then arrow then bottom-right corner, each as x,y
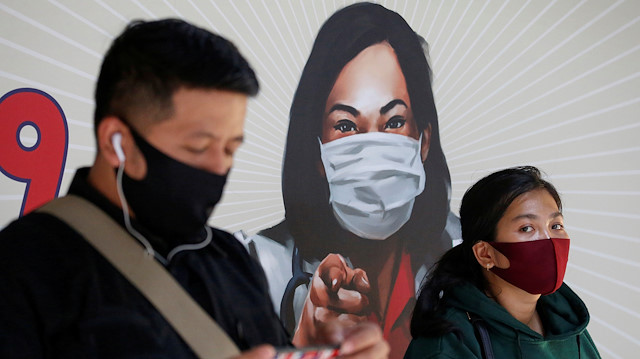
274,346 -> 340,359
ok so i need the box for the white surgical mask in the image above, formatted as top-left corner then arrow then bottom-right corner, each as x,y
319,132 -> 426,240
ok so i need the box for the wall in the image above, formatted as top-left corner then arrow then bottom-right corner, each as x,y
0,1 -> 638,357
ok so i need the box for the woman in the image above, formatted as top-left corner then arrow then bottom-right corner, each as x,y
405,166 -> 601,358
244,3 -> 458,359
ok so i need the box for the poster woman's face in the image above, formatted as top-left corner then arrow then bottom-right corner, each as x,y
321,42 -> 420,143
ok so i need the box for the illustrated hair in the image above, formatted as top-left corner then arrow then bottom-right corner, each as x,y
281,2 -> 452,267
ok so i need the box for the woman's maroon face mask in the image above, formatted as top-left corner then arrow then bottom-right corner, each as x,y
488,188 -> 570,295
490,238 -> 570,295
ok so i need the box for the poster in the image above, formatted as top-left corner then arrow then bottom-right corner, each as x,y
1,1 -> 639,358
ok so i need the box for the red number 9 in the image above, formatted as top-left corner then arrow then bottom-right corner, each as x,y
0,88 -> 68,216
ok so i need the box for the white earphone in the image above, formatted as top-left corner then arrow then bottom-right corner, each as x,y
111,132 -> 125,163
111,131 -> 157,259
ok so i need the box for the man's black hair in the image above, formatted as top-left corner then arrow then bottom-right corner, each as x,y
94,18 -> 259,133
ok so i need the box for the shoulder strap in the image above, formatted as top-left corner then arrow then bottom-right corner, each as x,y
467,311 -> 495,359
39,195 -> 240,359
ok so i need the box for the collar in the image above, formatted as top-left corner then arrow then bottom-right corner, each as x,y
383,250 -> 415,337
368,250 -> 415,359
67,167 -> 208,258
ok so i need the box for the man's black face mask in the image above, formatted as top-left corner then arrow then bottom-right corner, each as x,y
121,127 -> 227,240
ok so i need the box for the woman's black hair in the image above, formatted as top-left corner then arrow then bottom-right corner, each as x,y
281,2 -> 451,268
410,166 -> 562,338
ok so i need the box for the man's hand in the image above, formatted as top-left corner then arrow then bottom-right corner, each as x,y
239,323 -> 388,359
337,321 -> 390,359
230,345 -> 275,359
231,252 -> 390,359
293,253 -> 372,347
294,320 -> 389,359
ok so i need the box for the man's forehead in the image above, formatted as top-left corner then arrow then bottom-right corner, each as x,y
185,129 -> 245,142
153,87 -> 247,124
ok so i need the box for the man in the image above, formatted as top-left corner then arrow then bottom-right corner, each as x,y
0,19 -> 388,359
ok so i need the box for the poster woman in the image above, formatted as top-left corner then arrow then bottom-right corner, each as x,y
242,3 -> 458,358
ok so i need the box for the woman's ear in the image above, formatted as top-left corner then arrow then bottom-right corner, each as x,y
420,124 -> 431,162
472,241 -> 496,270
473,241 -> 510,270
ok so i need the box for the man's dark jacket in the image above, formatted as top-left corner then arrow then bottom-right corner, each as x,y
0,168 -> 290,358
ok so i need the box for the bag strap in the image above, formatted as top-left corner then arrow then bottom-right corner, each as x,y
467,311 -> 495,359
39,195 -> 240,359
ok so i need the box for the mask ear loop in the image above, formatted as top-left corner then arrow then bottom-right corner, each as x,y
115,158 -> 168,265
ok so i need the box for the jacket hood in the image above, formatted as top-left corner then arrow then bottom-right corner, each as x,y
446,282 -> 590,342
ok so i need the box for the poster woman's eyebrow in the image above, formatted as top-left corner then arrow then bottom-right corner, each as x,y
328,103 -> 359,117
380,99 -> 407,114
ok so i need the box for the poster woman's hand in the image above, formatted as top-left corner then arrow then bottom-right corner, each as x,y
292,253 -> 371,347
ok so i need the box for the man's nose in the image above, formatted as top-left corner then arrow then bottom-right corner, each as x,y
205,148 -> 232,176
209,159 -> 231,176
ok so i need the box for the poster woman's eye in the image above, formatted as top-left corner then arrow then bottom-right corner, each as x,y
384,116 -> 406,129
334,119 -> 358,133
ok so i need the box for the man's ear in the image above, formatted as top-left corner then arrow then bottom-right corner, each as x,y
420,123 -> 432,162
96,116 -> 131,168
472,241 -> 496,270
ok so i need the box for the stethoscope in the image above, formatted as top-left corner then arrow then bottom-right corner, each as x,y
280,246 -> 313,332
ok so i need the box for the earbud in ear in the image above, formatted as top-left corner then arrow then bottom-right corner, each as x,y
111,132 -> 125,163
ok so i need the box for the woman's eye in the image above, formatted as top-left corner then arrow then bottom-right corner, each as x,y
333,120 -> 357,133
520,226 -> 534,233
385,116 -> 406,129
552,223 -> 564,230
